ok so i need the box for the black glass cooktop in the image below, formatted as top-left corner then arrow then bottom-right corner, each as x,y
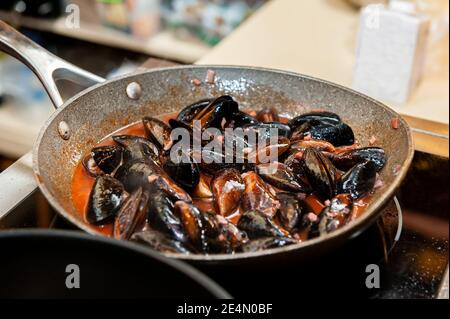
0,152 -> 448,299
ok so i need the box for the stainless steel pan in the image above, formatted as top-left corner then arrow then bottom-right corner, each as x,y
0,21 -> 414,265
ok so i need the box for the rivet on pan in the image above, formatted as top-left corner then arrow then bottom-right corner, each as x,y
126,82 -> 142,100
58,121 -> 71,140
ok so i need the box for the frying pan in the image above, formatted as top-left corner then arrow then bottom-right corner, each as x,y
0,229 -> 231,298
0,21 -> 414,266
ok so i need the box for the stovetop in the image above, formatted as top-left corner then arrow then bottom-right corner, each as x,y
0,151 -> 448,299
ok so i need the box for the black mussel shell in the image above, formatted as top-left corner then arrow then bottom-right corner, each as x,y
147,191 -> 187,242
142,117 -> 173,152
227,111 -> 259,128
115,159 -> 158,192
243,122 -> 291,141
256,162 -> 311,193
87,175 -> 125,225
198,149 -> 249,174
82,154 -> 103,177
131,230 -> 192,254
332,147 -> 386,172
162,157 -> 200,192
112,135 -> 159,163
237,210 -> 286,239
276,192 -> 306,231
90,145 -> 123,174
240,237 -> 297,253
177,98 -> 212,123
193,95 -> 239,130
288,111 -> 341,129
113,187 -> 147,240
173,201 -> 208,253
215,215 -> 249,251
337,161 -> 377,199
301,148 -> 337,200
308,122 -> 355,147
256,108 -> 279,123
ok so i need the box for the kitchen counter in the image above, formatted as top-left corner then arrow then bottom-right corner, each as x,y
197,0 -> 449,157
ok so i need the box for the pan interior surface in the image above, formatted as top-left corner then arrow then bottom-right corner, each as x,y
34,66 -> 413,261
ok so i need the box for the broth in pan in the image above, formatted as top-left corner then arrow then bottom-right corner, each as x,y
71,95 -> 384,254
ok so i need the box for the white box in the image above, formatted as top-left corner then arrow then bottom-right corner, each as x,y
353,3 -> 430,104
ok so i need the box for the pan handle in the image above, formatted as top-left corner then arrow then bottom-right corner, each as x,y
0,20 -> 105,108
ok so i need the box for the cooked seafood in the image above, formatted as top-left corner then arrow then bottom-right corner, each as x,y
72,95 -> 387,254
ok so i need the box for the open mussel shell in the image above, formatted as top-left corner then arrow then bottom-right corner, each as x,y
147,191 -> 187,242
115,159 -> 158,192
241,171 -> 280,218
288,111 -> 341,129
276,192 -> 306,231
212,168 -> 245,217
90,145 -> 123,174
242,122 -> 291,141
162,157 -> 200,193
226,111 -> 259,128
237,210 -> 288,239
112,135 -> 159,163
192,95 -> 239,129
87,175 -> 126,225
143,117 -> 173,152
113,187 -> 147,240
307,122 -> 355,147
177,98 -> 213,123
337,161 -> 377,199
331,147 -> 386,172
301,148 -> 337,200
215,215 -> 249,251
256,162 -> 311,193
131,230 -> 193,254
240,237 -> 297,253
148,174 -> 192,203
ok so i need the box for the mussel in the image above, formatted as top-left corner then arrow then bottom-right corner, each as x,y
191,95 -> 238,130
115,158 -> 158,192
87,175 -> 126,225
226,111 -> 259,128
211,169 -> 245,216
148,174 -> 192,203
256,162 -> 311,193
146,191 -> 187,242
132,230 -> 192,254
162,157 -> 200,192
306,123 -> 355,147
276,192 -> 306,231
174,201 -> 209,253
331,147 -> 386,172
112,135 -> 159,163
337,161 -> 377,199
113,187 -> 148,240
288,111 -> 341,129
301,148 -> 337,200
143,117 -> 173,152
177,98 -> 213,123
310,194 -> 353,237
241,171 -> 280,217
90,145 -> 123,174
237,210 -> 287,239
215,215 -> 249,252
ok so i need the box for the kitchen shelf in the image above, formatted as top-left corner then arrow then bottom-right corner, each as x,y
0,10 -> 210,63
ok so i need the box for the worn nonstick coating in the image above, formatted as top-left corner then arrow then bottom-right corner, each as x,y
0,229 -> 231,298
32,65 -> 414,265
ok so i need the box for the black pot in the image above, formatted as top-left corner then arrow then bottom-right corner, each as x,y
0,229 -> 231,299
